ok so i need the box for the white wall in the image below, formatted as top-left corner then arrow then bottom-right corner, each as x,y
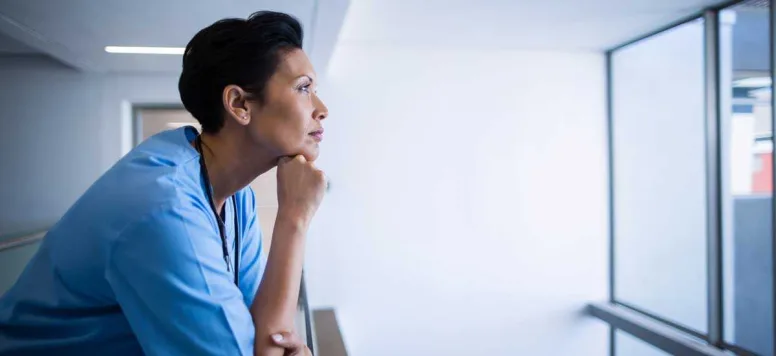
0,56 -> 179,236
306,45 -> 609,355
0,56 -> 102,235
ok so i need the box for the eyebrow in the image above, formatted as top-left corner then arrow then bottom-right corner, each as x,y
297,75 -> 314,83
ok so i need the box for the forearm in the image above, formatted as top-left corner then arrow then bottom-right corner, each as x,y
251,211 -> 308,356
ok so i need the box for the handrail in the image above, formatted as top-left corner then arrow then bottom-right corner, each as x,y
0,230 -> 46,252
587,303 -> 729,356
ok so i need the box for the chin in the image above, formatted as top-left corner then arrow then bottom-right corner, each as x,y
301,145 -> 320,162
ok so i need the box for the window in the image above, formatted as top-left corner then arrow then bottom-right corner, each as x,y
611,19 -> 708,333
721,1 -> 775,355
599,1 -> 776,355
616,330 -> 671,356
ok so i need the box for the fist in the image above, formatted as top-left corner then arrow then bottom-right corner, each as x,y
271,332 -> 312,356
276,155 -> 326,225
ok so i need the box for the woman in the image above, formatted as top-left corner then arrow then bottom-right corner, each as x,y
0,11 -> 326,356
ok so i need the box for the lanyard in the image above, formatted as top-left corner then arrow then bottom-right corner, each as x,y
195,135 -> 240,286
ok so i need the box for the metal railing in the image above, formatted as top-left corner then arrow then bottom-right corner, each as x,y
0,230 -> 47,252
588,303 -> 730,356
298,276 -> 349,356
298,273 -> 318,353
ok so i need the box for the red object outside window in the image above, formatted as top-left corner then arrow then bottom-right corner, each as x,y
752,152 -> 773,194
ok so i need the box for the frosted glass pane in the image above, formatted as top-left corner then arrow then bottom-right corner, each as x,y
615,330 -> 670,356
612,19 -> 708,333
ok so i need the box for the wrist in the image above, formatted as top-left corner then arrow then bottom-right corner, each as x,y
276,207 -> 312,231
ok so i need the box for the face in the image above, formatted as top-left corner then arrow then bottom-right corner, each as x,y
227,48 -> 328,162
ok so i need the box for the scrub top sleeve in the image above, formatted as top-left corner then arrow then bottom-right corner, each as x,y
106,203 -> 254,356
238,188 -> 266,308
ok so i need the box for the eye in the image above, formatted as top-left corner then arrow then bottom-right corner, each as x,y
298,83 -> 312,94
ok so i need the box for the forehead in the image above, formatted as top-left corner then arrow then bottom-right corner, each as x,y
275,48 -> 316,80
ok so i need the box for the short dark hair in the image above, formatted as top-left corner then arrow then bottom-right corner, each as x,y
179,11 -> 304,133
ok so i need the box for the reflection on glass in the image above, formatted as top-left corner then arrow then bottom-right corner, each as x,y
721,1 -> 775,355
615,330 -> 670,356
612,19 -> 708,332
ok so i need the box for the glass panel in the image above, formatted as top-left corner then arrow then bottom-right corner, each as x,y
611,19 -> 708,332
720,1 -> 775,355
615,329 -> 671,356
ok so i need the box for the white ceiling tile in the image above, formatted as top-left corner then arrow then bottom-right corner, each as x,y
337,0 -> 733,50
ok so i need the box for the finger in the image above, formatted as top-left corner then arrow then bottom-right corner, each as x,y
294,154 -> 307,163
270,332 -> 304,350
294,346 -> 312,356
278,156 -> 295,165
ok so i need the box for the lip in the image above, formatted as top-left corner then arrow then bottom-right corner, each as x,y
309,129 -> 324,142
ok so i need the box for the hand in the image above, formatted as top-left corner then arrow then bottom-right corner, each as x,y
271,332 -> 313,356
276,155 -> 326,226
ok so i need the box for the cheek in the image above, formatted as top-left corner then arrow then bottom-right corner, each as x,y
255,99 -> 314,153
280,101 -> 312,139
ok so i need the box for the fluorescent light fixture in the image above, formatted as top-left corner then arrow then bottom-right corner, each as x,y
105,46 -> 184,55
733,77 -> 772,88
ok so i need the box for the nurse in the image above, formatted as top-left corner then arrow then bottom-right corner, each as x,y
0,11 -> 326,356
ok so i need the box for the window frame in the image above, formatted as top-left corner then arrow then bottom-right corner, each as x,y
596,1 -> 776,355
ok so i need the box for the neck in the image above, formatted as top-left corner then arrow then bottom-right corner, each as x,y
197,127 -> 275,213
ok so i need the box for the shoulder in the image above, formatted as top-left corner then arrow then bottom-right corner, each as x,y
129,126 -> 199,166
122,198 -> 208,233
80,157 -> 201,228
60,127 -> 206,233
112,197 -> 213,256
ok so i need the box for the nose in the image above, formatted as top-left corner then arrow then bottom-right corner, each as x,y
313,93 -> 328,121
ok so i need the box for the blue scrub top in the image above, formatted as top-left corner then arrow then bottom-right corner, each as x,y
0,126 -> 266,355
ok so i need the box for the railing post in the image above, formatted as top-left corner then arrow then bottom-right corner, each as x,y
770,0 -> 776,354
703,9 -> 724,348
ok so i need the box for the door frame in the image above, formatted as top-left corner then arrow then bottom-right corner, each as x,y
131,104 -> 186,147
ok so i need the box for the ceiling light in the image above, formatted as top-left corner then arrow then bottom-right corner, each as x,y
105,46 -> 184,55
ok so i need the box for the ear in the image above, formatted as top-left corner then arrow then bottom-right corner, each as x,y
222,85 -> 252,126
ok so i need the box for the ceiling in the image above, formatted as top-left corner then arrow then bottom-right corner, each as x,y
338,0 -> 736,51
0,0 -> 349,73
0,1 -> 756,71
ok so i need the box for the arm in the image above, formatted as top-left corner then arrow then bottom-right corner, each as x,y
251,155 -> 326,356
236,188 -> 302,353
250,213 -> 308,356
